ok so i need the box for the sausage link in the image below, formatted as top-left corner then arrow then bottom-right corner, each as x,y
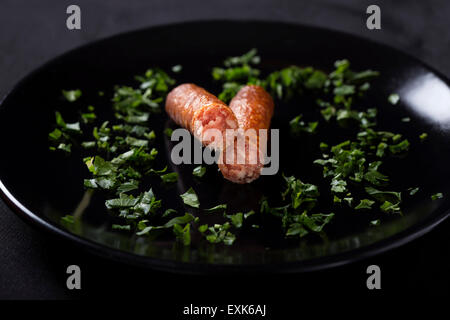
219,85 -> 274,184
165,83 -> 238,147
229,85 -> 274,131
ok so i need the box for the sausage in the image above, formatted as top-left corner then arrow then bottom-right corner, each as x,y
218,85 -> 274,183
229,85 -> 274,131
165,83 -> 238,147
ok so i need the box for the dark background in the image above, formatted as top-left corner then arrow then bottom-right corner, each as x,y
0,0 -> 449,305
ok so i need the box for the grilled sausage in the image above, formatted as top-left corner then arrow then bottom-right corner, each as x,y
218,85 -> 274,183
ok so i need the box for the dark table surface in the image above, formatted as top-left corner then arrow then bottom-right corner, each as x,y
1,0 -> 449,303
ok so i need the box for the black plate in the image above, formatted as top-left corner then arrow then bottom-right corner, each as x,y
1,21 -> 449,273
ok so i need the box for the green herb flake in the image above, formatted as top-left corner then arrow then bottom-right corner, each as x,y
202,222 -> 236,245
160,172 -> 178,183
62,89 -> 82,102
334,84 -> 355,96
388,93 -> 400,105
204,204 -> 227,213
228,212 -> 244,228
164,213 -> 195,228
198,224 -> 208,233
55,111 -> 66,128
365,186 -> 401,204
116,180 -> 139,194
331,178 -> 347,193
111,224 -> 131,231
409,187 -> 420,196
61,214 -> 74,224
286,212 -> 335,238
81,112 -> 96,123
355,199 -> 375,210
105,193 -> 139,209
57,143 -> 72,153
164,128 -> 173,138
172,65 -> 182,73
290,115 -> 318,134
431,192 -> 443,200
180,187 -> 200,208
380,200 -> 401,213
226,48 -> 260,66
147,166 -> 168,175
389,139 -> 410,154
192,165 -> 206,178
244,210 -> 255,219
173,223 -> 191,245
223,232 -> 236,246
145,130 -> 156,140
85,156 -> 116,176
65,122 -> 81,132
162,208 -> 177,218
81,141 -> 96,149
419,133 -> 428,141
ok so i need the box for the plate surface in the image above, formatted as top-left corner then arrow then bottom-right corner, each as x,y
1,21 -> 449,273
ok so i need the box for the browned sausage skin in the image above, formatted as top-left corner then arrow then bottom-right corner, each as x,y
218,85 -> 275,184
229,85 -> 274,131
165,83 -> 238,147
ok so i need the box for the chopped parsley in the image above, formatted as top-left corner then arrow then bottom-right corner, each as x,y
50,51 -> 431,247
180,187 -> 200,208
431,192 -> 443,200
62,89 -> 82,102
200,223 -> 236,245
112,224 -> 131,231
212,49 -> 262,103
192,165 -> 206,178
61,214 -> 75,224
204,204 -> 227,213
388,93 -> 400,105
173,223 -> 191,245
160,172 -> 178,184
419,132 -> 428,141
164,128 -> 173,138
171,65 -> 182,73
355,199 -> 375,210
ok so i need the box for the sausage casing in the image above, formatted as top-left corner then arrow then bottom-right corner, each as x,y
219,85 -> 274,183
